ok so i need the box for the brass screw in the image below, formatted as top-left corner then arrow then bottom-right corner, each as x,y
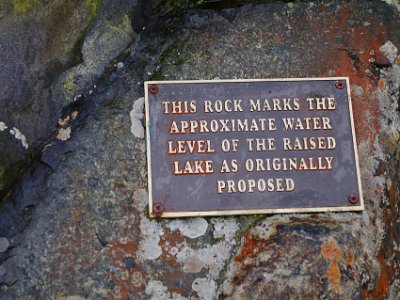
335,81 -> 345,89
348,194 -> 358,205
149,85 -> 159,95
153,203 -> 164,216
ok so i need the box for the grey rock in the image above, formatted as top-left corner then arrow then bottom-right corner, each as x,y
0,0 -> 137,197
0,265 -> 5,277
0,238 -> 9,253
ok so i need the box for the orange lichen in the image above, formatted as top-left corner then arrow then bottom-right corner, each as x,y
321,238 -> 342,293
104,240 -> 143,299
159,227 -> 185,265
363,252 -> 389,300
378,79 -> 385,90
326,2 -> 388,147
234,233 -> 258,262
344,251 -> 355,266
321,238 -> 342,261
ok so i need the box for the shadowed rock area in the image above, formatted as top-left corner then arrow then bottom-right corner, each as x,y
0,0 -> 399,299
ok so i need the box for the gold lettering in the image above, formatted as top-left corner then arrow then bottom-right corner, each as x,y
244,157 -> 334,171
306,97 -> 336,110
283,137 -> 336,150
220,159 -> 238,173
173,160 -> 214,175
168,140 -> 216,154
216,178 -> 296,194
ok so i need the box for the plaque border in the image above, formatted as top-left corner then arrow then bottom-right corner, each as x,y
144,77 -> 364,218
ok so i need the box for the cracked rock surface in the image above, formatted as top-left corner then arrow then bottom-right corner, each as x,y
0,0 -> 400,299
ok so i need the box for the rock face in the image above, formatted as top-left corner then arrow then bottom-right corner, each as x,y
0,0 -> 137,196
0,0 -> 399,299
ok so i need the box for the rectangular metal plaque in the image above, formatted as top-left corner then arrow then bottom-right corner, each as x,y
145,78 -> 364,218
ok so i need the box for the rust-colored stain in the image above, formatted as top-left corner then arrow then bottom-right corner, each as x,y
113,182 -> 129,196
378,79 -> 385,90
234,233 -> 259,262
344,250 -> 355,266
157,228 -> 202,296
104,240 -> 144,299
234,230 -> 284,263
159,227 -> 185,265
321,238 -> 342,293
326,3 -> 388,147
363,252 -> 389,300
364,155 -> 399,300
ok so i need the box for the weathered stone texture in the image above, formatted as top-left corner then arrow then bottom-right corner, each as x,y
0,1 -> 399,299
0,0 -> 137,196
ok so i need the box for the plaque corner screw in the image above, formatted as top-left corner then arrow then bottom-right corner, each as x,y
153,203 -> 164,216
348,194 -> 358,205
149,85 -> 159,95
335,80 -> 345,89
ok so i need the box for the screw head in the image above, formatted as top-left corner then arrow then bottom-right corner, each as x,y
153,203 -> 164,216
149,85 -> 159,95
335,80 -> 345,89
348,194 -> 359,205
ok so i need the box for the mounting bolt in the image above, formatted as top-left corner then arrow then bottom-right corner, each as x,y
335,80 -> 345,89
348,194 -> 359,205
153,203 -> 164,216
149,85 -> 159,95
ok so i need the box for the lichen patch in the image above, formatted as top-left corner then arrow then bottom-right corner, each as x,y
57,127 -> 72,141
379,40 -> 398,63
192,277 -> 217,300
130,97 -> 145,139
145,280 -> 187,300
211,218 -> 239,240
321,238 -> 342,293
9,127 -> 29,149
138,217 -> 163,260
0,122 -> 7,131
166,218 -> 208,239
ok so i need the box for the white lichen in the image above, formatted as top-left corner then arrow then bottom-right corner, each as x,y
130,97 -> 145,139
166,218 -> 208,239
132,189 -> 148,212
9,127 -> 29,149
57,127 -> 72,141
379,40 -> 398,63
192,278 -> 217,300
145,280 -> 187,300
0,122 -> 7,131
176,241 -> 234,276
58,116 -> 70,126
211,218 -> 239,240
138,217 -> 163,260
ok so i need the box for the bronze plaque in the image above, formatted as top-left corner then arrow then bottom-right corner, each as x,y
145,78 -> 364,218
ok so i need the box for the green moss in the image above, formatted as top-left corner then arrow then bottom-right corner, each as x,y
12,0 -> 33,15
235,214 -> 265,243
70,0 -> 101,63
121,14 -> 131,30
149,37 -> 188,81
104,14 -> 133,35
85,0 -> 101,21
